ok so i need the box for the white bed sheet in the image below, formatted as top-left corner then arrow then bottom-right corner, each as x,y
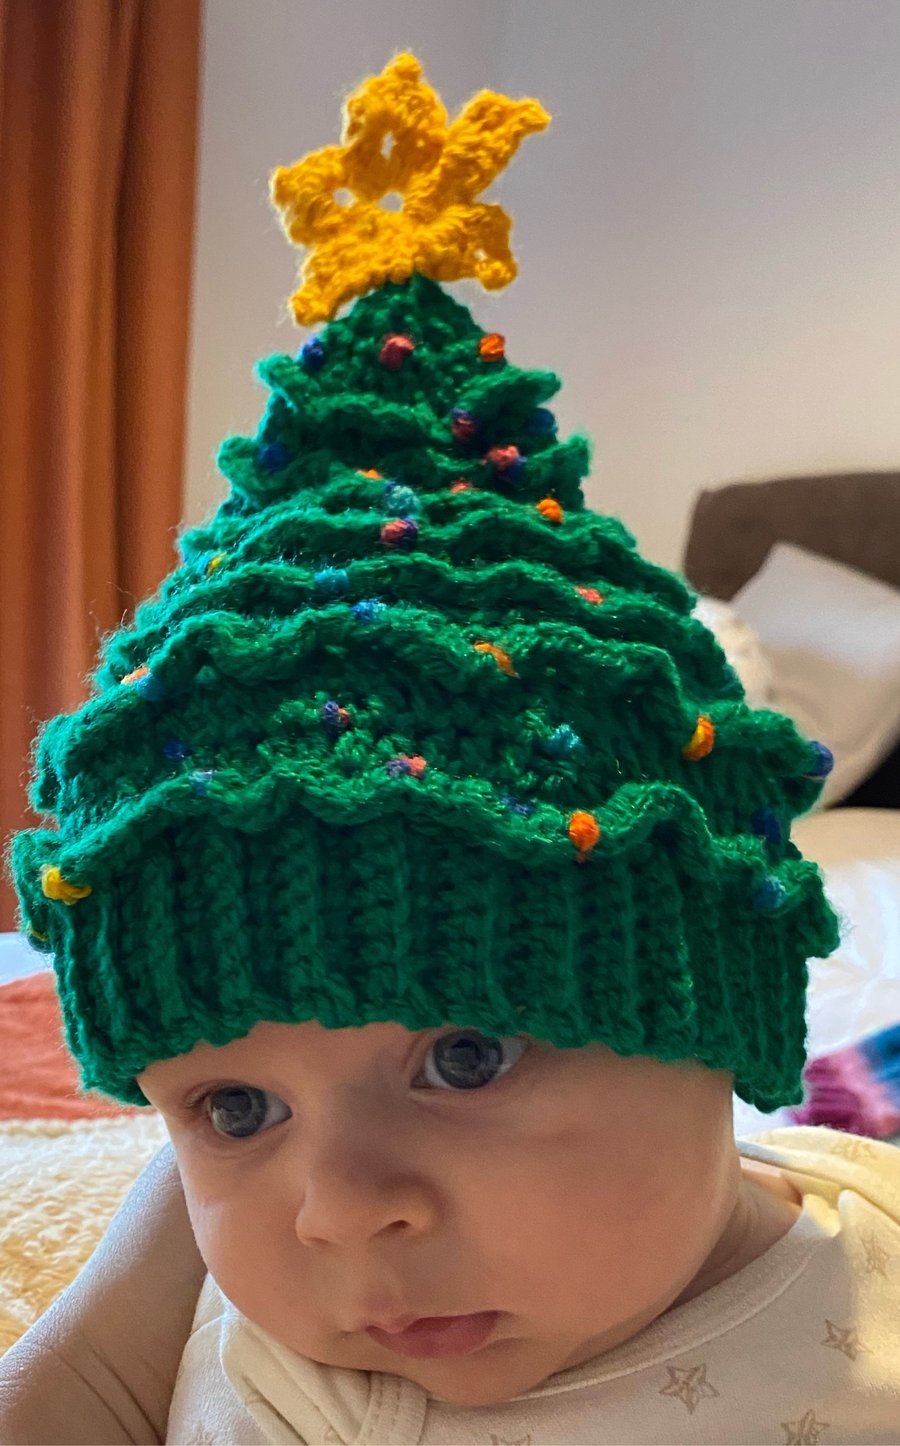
2,808 -> 898,1139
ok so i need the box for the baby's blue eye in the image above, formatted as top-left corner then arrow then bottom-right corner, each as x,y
200,1030 -> 527,1139
205,1086 -> 291,1140
419,1030 -> 527,1092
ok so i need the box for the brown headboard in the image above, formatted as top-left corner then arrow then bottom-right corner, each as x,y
681,470 -> 900,810
683,471 -> 900,602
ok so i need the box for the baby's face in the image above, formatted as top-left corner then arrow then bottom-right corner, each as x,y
139,1020 -> 738,1407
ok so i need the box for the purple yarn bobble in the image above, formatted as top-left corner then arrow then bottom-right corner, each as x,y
386,754 -> 426,779
320,699 -> 351,739
299,335 -> 326,372
314,567 -> 350,598
450,407 -> 479,444
258,441 -> 292,472
382,482 -> 420,517
754,876 -> 788,912
751,807 -> 783,846
486,445 -> 527,483
804,742 -> 834,779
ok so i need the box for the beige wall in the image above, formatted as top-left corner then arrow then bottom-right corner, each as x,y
184,0 -> 900,569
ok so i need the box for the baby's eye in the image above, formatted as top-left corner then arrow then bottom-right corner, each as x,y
203,1085 -> 291,1140
416,1029 -> 527,1092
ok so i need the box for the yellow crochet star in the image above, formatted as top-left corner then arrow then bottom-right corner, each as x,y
270,53 -> 550,326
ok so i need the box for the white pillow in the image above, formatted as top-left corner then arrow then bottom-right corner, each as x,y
691,596 -> 776,711
731,543 -> 900,807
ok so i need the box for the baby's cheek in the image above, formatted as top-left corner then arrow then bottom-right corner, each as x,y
178,1175 -> 271,1289
185,1198 -> 309,1338
490,1139 -> 693,1311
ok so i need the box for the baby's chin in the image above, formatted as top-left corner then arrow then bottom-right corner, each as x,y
318,1330 -> 579,1408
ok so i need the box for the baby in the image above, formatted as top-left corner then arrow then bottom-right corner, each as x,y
4,53 -> 900,1445
140,1021 -> 888,1441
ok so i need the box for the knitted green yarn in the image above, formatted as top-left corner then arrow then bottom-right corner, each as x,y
7,274 -> 840,1110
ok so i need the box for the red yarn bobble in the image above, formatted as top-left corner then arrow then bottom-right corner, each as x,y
380,518 -> 418,549
379,334 -> 415,370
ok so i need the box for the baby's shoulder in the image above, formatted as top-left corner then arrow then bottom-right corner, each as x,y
740,1125 -> 900,1223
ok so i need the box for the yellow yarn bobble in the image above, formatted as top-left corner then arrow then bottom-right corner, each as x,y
568,810 -> 601,861
41,865 -> 92,905
206,553 -> 226,576
474,641 -> 517,676
683,714 -> 716,760
536,497 -> 564,525
270,53 -> 551,325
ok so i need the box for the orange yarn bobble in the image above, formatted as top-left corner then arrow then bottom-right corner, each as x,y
120,665 -> 150,686
450,480 -> 473,493
568,811 -> 601,861
683,714 -> 716,760
358,468 -> 383,479
478,332 -> 506,361
536,497 -> 564,525
41,865 -> 92,905
575,585 -> 605,605
474,641 -> 517,676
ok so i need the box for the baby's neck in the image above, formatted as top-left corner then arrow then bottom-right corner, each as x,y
668,1159 -> 802,1311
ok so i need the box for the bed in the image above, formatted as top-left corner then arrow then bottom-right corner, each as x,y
683,471 -> 900,1135
1,470 -> 898,1350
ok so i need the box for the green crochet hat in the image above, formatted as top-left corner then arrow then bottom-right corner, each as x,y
7,54 -> 839,1111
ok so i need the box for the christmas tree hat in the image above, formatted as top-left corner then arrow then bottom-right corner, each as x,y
7,53 -> 839,1110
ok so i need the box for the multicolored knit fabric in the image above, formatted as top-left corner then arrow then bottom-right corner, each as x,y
790,1022 -> 900,1140
6,54 -> 840,1110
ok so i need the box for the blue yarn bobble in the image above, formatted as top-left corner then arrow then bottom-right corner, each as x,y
259,441 -> 292,472
163,739 -> 192,762
544,724 -> 584,758
500,794 -> 535,817
529,407 -> 558,435
133,670 -> 167,702
382,482 -> 420,517
314,567 -> 349,598
804,741 -> 834,779
299,335 -> 326,372
191,769 -> 217,797
751,807 -> 783,846
196,551 -> 226,579
754,876 -> 788,912
352,598 -> 385,623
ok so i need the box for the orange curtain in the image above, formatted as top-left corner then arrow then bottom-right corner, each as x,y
0,0 -> 201,932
